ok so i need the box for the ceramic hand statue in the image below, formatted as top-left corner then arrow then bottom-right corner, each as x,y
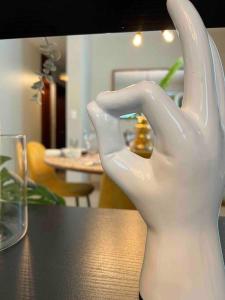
87,0 -> 225,299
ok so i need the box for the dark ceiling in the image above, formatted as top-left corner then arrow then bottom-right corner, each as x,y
1,0 -> 225,39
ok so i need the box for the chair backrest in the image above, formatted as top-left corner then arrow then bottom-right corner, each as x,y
27,142 -> 55,182
99,173 -> 136,210
99,150 -> 152,210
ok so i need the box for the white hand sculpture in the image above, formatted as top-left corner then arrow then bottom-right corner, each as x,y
87,0 -> 225,299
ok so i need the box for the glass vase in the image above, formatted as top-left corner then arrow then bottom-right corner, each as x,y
0,135 -> 27,251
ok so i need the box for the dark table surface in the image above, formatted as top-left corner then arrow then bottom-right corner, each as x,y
0,206 -> 225,300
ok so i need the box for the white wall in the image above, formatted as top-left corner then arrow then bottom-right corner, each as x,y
0,38 -> 41,141
90,31 -> 182,99
66,36 -> 92,182
66,35 -> 91,147
90,29 -> 225,98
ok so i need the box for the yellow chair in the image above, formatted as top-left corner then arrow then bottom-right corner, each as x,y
99,174 -> 136,210
99,150 -> 152,209
27,142 -> 94,206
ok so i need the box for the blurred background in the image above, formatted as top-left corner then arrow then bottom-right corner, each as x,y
1,29 -> 225,211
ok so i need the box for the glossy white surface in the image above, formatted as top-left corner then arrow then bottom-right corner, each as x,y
87,0 -> 225,299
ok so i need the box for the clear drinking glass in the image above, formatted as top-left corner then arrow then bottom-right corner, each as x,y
83,131 -> 98,154
0,135 -> 27,251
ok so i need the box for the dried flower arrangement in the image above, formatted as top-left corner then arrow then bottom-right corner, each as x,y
31,38 -> 61,103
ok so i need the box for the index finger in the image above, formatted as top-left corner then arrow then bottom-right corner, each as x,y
167,0 -> 219,128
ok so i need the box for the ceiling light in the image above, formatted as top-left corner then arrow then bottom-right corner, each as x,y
132,32 -> 143,47
59,73 -> 68,82
162,30 -> 175,43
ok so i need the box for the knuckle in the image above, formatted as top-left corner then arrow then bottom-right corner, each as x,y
138,80 -> 155,90
96,91 -> 110,104
138,81 -> 162,102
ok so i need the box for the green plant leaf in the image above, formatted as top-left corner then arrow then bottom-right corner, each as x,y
159,57 -> 184,90
0,156 -> 11,166
27,184 -> 65,205
0,162 -> 65,206
0,168 -> 12,184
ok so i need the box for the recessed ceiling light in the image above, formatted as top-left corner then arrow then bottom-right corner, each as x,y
162,30 -> 175,43
132,32 -> 143,47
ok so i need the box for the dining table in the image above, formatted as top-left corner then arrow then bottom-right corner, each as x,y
45,153 -> 103,175
0,206 -> 225,300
